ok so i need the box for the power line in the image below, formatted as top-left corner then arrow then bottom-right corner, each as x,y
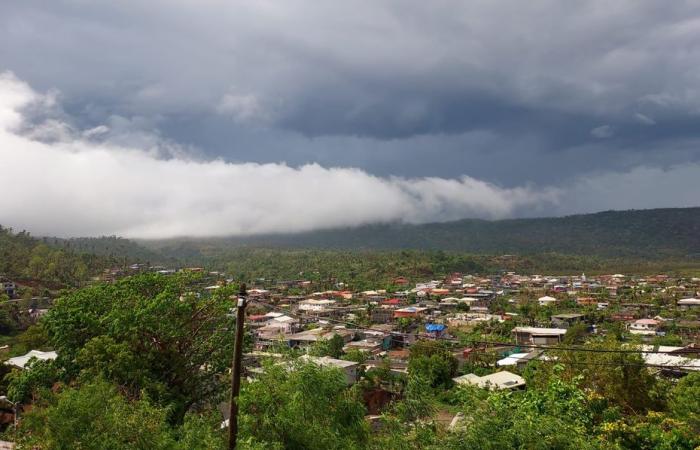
462,340 -> 700,355
247,299 -> 700,369
528,359 -> 700,370
249,299 -> 700,357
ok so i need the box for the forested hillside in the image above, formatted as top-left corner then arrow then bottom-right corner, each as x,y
45,236 -> 173,266
146,208 -> 700,260
5,207 -> 700,286
0,227 -> 115,285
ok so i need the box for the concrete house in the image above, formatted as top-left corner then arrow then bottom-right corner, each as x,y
512,327 -> 567,346
301,355 -> 359,385
453,370 -> 526,390
6,350 -> 57,370
537,295 -> 557,307
678,298 -> 700,308
629,319 -> 660,336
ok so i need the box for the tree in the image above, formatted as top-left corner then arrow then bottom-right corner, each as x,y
17,323 -> 50,351
310,333 -> 345,359
397,317 -> 413,332
342,348 -> 368,365
0,306 -> 15,334
534,338 -> 664,414
12,379 -> 177,450
563,322 -> 589,345
40,273 -> 237,421
445,373 -> 597,450
238,361 -> 368,449
407,340 -> 458,389
668,372 -> 700,433
456,302 -> 470,312
366,373 -> 438,450
598,412 -> 700,450
6,359 -> 63,404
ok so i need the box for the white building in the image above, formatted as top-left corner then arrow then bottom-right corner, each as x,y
629,319 -> 660,336
301,355 -> 359,385
453,371 -> 526,390
6,350 -> 57,369
298,299 -> 336,312
537,295 -> 557,307
678,298 -> 700,308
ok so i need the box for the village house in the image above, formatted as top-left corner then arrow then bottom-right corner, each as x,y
497,351 -> 549,368
629,318 -> 660,336
300,355 -> 360,385
286,327 -> 354,349
381,298 -> 403,307
453,370 -> 526,390
362,329 -> 393,349
639,344 -> 700,375
537,295 -> 557,307
393,306 -> 428,319
6,350 -> 57,370
512,327 -> 567,346
678,298 -> 700,308
297,298 -> 337,316
371,307 -> 396,324
343,339 -> 383,354
253,313 -> 301,349
447,312 -> 504,328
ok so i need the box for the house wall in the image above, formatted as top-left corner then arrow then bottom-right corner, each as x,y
371,309 -> 394,323
514,332 -> 531,346
532,335 -> 561,345
514,332 -> 562,346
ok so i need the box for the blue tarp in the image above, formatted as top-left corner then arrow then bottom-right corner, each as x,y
425,324 -> 446,332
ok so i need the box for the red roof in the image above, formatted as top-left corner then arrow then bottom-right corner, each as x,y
635,319 -> 659,325
383,298 -> 401,305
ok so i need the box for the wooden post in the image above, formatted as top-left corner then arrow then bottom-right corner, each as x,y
228,283 -> 247,450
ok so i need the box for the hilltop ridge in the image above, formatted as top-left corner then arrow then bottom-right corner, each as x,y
142,207 -> 700,260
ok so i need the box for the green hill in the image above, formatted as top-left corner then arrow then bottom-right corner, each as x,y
45,236 -> 174,266
0,227 -> 115,286
144,207 -> 700,260
5,207 -> 698,283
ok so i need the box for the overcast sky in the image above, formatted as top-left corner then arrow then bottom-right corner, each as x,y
2,1 -> 700,237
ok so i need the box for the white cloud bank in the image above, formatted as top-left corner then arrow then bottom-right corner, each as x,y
2,72 -> 699,238
0,72 -> 558,238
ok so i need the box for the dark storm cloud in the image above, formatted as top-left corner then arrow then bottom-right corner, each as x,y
5,1 -> 700,139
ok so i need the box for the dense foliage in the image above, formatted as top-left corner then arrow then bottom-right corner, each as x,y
0,226 -> 114,285
10,273 -> 237,421
13,378 -> 227,449
239,361 -> 369,449
46,235 -> 174,266
407,341 -> 458,389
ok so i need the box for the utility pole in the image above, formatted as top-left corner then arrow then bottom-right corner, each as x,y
228,283 -> 247,450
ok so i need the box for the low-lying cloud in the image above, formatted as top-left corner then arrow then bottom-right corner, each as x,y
0,72 -> 561,238
3,72 -> 699,238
